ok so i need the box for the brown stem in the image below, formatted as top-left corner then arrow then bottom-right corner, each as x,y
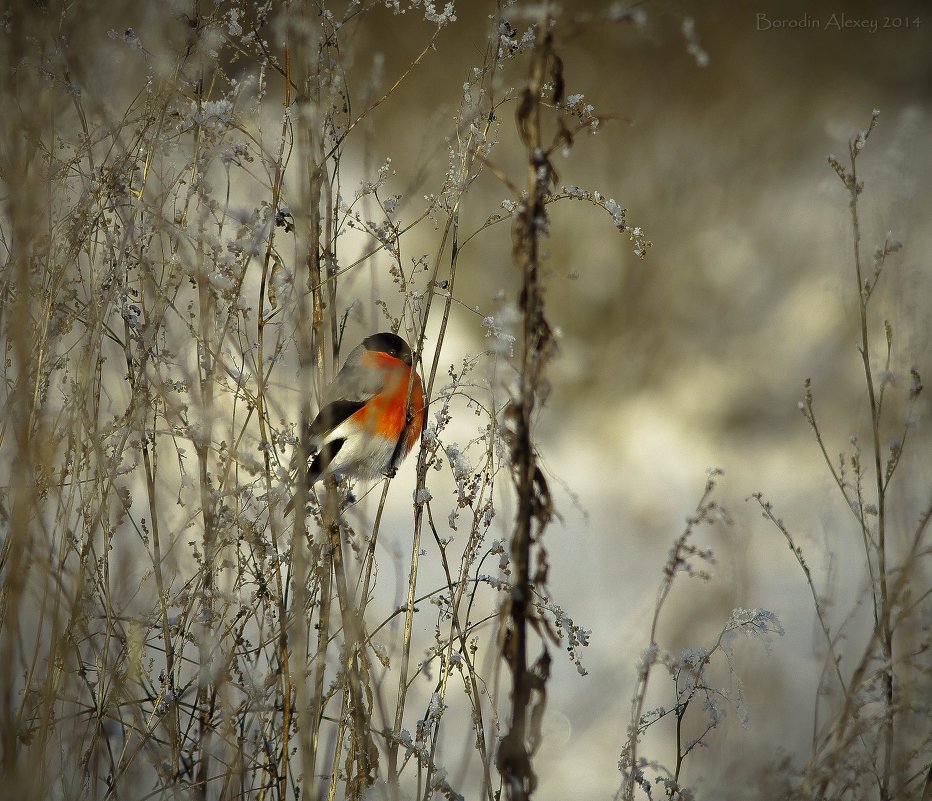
848,136 -> 894,799
497,7 -> 556,799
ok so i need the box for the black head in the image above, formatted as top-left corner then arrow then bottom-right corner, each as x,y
362,332 -> 413,366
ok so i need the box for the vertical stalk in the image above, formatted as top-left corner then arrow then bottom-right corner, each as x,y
846,131 -> 894,800
290,9 -> 331,798
256,43 -> 296,801
497,7 -> 556,800
386,204 -> 457,789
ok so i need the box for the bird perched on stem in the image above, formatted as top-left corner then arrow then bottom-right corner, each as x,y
285,332 -> 425,515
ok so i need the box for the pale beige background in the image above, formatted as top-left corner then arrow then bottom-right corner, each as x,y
15,0 -> 930,798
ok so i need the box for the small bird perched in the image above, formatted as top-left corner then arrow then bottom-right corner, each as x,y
285,332 -> 425,515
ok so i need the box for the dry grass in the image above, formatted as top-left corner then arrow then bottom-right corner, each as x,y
0,3 -> 636,799
0,3 -> 929,801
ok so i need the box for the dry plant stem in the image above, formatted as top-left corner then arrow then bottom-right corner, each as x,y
386,7 -> 509,795
620,475 -> 719,801
846,127 -> 894,800
291,28 -> 336,799
384,72 -> 500,771
387,190 -> 480,796
752,496 -> 847,697
388,211 -> 459,794
789,114 -> 927,801
192,104 -> 221,797
141,422 -> 181,777
295,13 -> 373,794
115,151 -> 186,781
419,222 -> 496,801
309,543 -> 334,801
328,505 -> 378,796
357,480 -> 391,621
328,686 -> 355,801
324,27 -> 444,165
2,53 -> 48,787
385,207 -> 458,786
752,493 -> 887,765
0,14 -> 144,790
807,497 -> 932,800
256,48 -> 296,800
385,31 -> 511,783
497,11 -> 557,800
801,385 -> 888,609
423,501 -> 495,801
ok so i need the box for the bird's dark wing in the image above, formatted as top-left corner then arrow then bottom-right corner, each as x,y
286,401 -> 363,516
307,435 -> 346,480
304,399 -> 367,441
305,343 -> 386,443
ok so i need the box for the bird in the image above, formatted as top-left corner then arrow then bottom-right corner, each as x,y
284,332 -> 426,515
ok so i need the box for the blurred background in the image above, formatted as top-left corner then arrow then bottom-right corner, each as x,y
356,1 -> 932,797
3,0 -> 931,798
344,3 -> 932,795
